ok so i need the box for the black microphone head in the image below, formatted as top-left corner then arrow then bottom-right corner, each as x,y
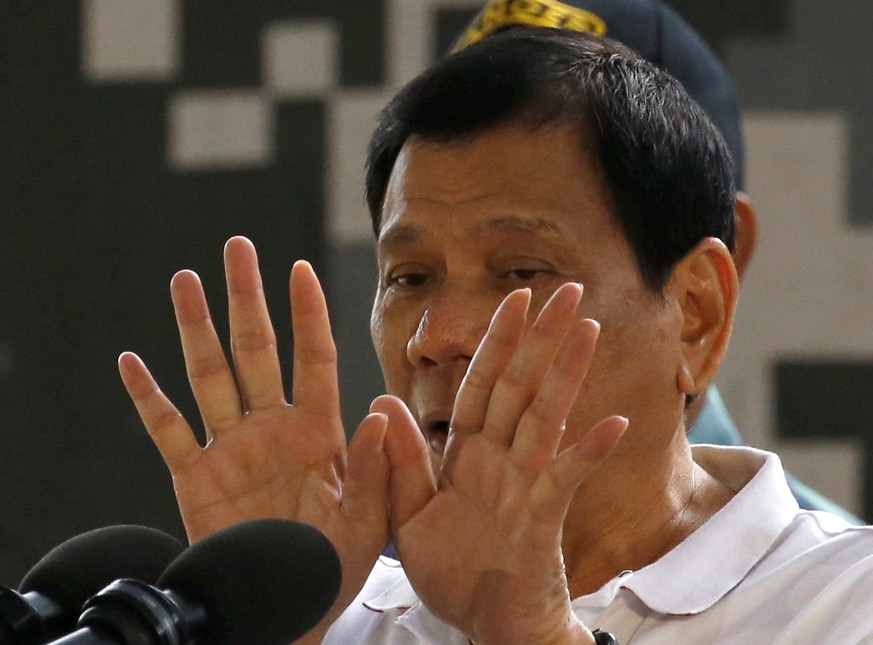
157,519 -> 341,645
18,525 -> 185,611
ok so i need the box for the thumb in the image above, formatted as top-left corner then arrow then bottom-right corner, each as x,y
370,395 -> 437,530
343,411 -> 390,529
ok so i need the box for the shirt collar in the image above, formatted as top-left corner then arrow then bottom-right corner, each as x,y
580,445 -> 799,615
363,558 -> 420,613
363,566 -> 467,644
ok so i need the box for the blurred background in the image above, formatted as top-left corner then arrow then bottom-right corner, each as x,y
1,0 -> 871,582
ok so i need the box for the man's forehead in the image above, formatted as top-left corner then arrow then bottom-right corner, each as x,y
389,125 -> 593,188
376,125 -> 614,253
384,126 -> 598,200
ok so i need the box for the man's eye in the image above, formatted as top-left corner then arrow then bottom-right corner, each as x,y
388,272 -> 429,287
506,268 -> 546,281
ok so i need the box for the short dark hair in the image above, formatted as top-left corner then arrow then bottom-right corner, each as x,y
365,28 -> 735,291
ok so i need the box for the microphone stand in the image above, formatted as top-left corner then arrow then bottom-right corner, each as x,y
49,580 -> 205,645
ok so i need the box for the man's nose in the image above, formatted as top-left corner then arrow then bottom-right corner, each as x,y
406,292 -> 496,368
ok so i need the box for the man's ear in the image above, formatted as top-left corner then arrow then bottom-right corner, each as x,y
671,238 -> 739,399
734,192 -> 759,283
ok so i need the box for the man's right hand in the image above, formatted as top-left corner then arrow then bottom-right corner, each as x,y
118,236 -> 391,630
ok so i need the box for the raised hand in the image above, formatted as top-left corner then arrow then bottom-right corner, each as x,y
382,284 -> 628,645
118,236 -> 390,625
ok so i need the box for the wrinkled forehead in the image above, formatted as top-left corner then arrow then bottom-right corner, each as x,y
378,124 -> 606,234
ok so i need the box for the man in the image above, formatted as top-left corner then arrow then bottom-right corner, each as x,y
454,0 -> 861,522
119,29 -> 873,643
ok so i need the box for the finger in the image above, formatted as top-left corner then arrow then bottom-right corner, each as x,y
171,270 -> 242,436
532,415 -> 628,523
224,236 -> 286,410
342,412 -> 390,530
118,352 -> 201,473
450,288 -> 530,436
510,318 -> 600,470
290,260 -> 341,422
480,282 -> 583,447
373,395 -> 436,532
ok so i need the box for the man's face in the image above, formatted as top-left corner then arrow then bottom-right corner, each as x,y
370,123 -> 686,472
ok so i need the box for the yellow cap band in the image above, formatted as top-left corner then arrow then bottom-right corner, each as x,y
453,0 -> 608,52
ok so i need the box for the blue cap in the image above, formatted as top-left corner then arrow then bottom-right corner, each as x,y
455,0 -> 744,188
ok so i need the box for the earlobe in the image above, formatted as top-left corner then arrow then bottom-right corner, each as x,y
672,238 -> 739,399
676,362 -> 694,395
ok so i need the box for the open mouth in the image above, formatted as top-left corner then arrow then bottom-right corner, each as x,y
423,420 -> 450,455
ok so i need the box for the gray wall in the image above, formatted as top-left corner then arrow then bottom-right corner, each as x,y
1,0 -> 871,582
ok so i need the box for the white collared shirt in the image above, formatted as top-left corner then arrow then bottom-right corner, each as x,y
323,446 -> 873,644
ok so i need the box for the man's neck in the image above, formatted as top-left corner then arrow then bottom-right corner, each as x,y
561,433 -> 734,598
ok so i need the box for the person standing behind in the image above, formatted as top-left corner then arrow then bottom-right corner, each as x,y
453,0 -> 861,523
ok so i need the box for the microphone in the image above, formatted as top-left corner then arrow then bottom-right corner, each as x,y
50,519 -> 341,645
0,526 -> 185,645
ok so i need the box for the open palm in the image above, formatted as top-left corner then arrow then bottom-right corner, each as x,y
384,285 -> 627,644
118,236 -> 390,627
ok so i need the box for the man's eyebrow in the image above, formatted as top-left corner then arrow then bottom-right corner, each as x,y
482,214 -> 566,237
377,215 -> 568,248
376,225 -> 419,247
